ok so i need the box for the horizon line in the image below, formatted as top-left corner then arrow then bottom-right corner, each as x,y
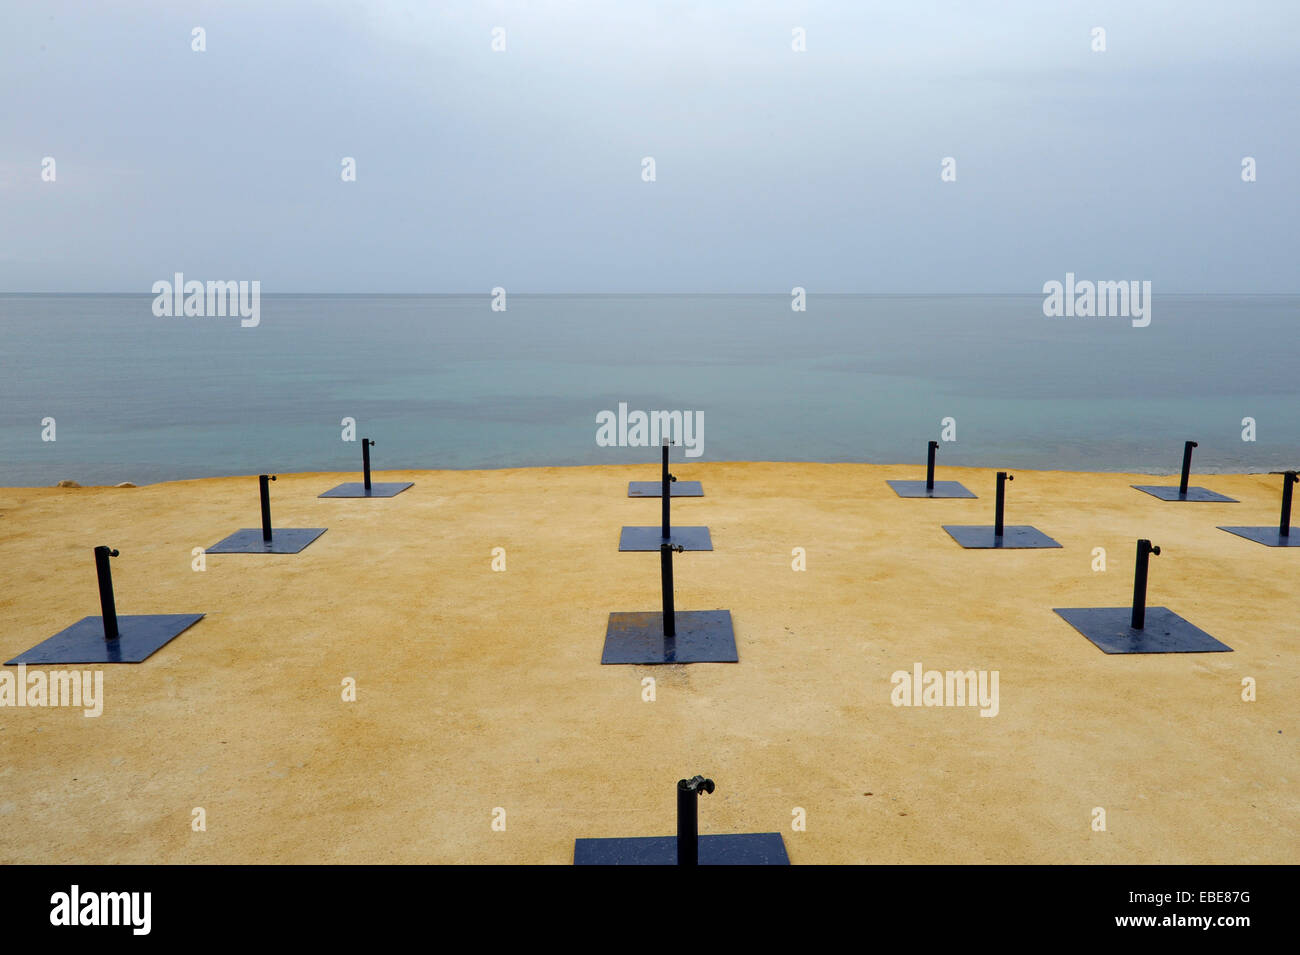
3,290 -> 1298,297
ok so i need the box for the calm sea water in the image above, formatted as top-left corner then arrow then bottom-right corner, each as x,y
0,293 -> 1295,486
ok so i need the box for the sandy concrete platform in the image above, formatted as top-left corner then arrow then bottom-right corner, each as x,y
0,463 -> 1295,864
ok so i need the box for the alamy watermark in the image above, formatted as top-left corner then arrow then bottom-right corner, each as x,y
890,662 -> 999,717
50,885 -> 150,934
0,665 -> 103,717
596,402 -> 703,457
1042,272 -> 1151,327
151,273 -> 260,327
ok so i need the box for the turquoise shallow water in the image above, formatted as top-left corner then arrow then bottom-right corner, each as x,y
0,293 -> 1295,486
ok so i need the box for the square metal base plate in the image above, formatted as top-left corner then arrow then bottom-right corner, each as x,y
887,480 -> 976,499
1054,606 -> 1232,654
943,525 -> 1061,549
574,832 -> 789,865
602,610 -> 737,664
1132,485 -> 1238,503
319,482 -> 413,498
1218,526 -> 1300,547
618,526 -> 713,551
207,528 -> 327,554
6,613 -> 205,665
628,481 -> 703,497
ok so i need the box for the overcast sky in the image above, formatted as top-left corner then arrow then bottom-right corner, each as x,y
1,1 -> 1296,292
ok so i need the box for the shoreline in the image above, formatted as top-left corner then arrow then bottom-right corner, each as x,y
5,459 -> 1288,492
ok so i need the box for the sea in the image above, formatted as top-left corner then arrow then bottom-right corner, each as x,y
1,293 -> 1295,486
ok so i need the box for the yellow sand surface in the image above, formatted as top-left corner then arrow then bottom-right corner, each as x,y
0,463 -> 1295,864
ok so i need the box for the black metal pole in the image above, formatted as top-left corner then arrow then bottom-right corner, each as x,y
662,445 -> 670,532
94,545 -> 120,641
994,471 -> 1012,537
660,443 -> 675,537
362,439 -> 374,491
676,776 -> 714,866
1280,471 -> 1297,538
1131,539 -> 1160,630
676,780 -> 697,866
1179,441 -> 1197,496
259,474 -> 276,542
660,543 -> 677,638
926,440 -> 938,492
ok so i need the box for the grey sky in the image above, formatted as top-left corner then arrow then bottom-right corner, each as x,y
2,0 -> 1296,292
